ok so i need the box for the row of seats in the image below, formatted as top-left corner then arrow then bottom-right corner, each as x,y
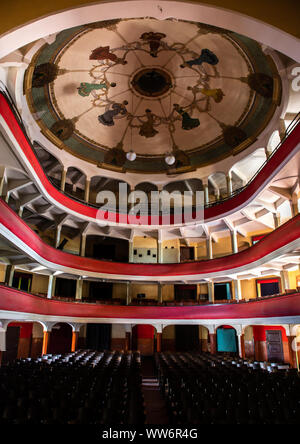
155,352 -> 300,424
0,350 -> 145,424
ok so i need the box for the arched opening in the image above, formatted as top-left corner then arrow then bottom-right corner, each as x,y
216,325 -> 238,356
208,172 -> 227,200
32,142 -> 63,186
89,176 -> 130,208
48,323 -> 72,355
85,323 -> 112,351
162,325 -> 209,352
267,130 -> 281,153
135,182 -> 158,194
230,147 -> 266,186
65,166 -> 86,200
175,325 -> 200,351
162,325 -> 176,352
1,321 -> 46,364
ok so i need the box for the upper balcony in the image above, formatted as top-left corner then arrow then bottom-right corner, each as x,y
0,87 -> 299,231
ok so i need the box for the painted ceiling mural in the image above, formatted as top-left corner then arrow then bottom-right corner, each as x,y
27,18 -> 279,173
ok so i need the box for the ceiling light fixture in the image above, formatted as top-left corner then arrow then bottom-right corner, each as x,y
126,150 -> 136,161
165,152 -> 176,165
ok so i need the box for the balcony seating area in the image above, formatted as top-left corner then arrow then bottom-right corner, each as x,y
0,350 -> 145,425
155,352 -> 300,424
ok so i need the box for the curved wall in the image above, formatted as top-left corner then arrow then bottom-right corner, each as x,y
1,92 -> 299,227
0,197 -> 299,281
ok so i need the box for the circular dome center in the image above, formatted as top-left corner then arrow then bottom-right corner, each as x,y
131,68 -> 172,97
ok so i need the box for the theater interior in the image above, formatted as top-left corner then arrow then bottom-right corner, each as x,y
0,0 -> 299,426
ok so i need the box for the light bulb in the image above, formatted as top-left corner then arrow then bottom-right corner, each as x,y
165,154 -> 175,165
126,150 -> 136,161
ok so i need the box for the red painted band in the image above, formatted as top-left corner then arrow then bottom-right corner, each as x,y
0,198 -> 300,277
0,285 -> 299,320
0,92 -> 299,226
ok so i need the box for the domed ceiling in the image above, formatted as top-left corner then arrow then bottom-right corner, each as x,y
26,18 -> 280,173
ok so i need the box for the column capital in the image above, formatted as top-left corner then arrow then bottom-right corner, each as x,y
201,177 -> 209,187
125,324 -> 132,333
154,324 -> 163,334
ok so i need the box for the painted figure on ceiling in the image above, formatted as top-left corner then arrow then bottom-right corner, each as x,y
98,100 -> 128,126
180,49 -> 219,68
77,81 -> 116,97
188,86 -> 225,103
173,104 -> 200,130
140,32 -> 166,57
89,46 -> 127,65
139,109 -> 159,138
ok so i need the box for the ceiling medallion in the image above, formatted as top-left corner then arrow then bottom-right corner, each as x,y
131,67 -> 173,98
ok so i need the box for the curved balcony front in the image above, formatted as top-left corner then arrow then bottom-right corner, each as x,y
0,197 -> 299,281
0,284 -> 299,324
0,91 -> 299,227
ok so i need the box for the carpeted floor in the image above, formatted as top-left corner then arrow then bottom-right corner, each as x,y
141,356 -> 170,425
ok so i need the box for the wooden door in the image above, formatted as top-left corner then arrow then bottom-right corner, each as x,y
266,330 -> 283,363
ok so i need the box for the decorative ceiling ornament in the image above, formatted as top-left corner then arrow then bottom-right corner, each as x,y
222,125 -> 248,148
50,119 -> 75,141
32,63 -> 58,87
246,73 -> 273,98
27,18 -> 279,173
140,32 -> 167,58
104,142 -> 127,166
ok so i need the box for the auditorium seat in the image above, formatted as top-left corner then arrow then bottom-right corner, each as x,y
0,350 -> 145,425
155,352 -> 300,424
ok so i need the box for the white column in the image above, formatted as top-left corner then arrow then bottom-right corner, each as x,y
206,235 -> 213,259
280,270 -> 290,292
0,166 -> 6,197
232,279 -> 242,301
202,178 -> 209,205
158,283 -> 163,304
208,281 -> 214,303
126,282 -> 132,305
60,169 -> 67,191
75,278 -> 83,301
273,212 -> 280,228
231,229 -> 238,254
226,173 -> 233,195
84,179 -> 90,203
291,196 -> 299,217
55,225 -> 62,248
47,275 -> 56,299
237,333 -> 243,358
0,326 -> 7,356
5,265 -> 15,287
128,240 -> 134,263
194,245 -> 198,261
176,240 -> 181,263
80,233 -> 87,257
157,240 -> 163,263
